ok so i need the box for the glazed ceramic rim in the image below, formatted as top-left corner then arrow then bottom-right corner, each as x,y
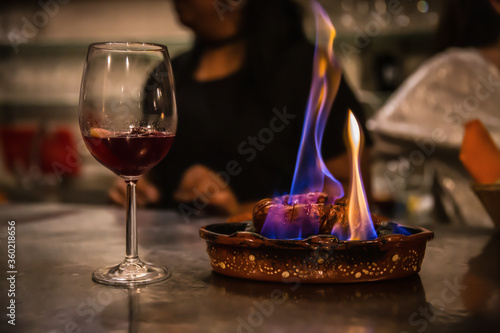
199,221 -> 434,250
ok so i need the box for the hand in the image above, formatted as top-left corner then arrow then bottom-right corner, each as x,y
226,201 -> 255,222
108,177 -> 160,207
174,164 -> 240,216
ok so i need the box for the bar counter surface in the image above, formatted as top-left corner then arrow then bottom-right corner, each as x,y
0,203 -> 499,333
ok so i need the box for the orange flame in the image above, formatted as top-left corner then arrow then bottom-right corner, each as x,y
347,111 -> 377,240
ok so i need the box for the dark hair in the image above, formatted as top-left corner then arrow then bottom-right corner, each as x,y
241,0 -> 307,56
182,0 -> 308,106
435,0 -> 500,53
241,0 -> 308,105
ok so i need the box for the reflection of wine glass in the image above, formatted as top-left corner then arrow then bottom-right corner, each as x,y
79,42 -> 177,285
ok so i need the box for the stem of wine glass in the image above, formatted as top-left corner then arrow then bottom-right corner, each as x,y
126,180 -> 138,260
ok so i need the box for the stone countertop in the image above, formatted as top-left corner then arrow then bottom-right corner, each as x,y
0,203 -> 498,333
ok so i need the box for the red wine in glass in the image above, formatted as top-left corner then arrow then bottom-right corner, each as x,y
83,130 -> 174,178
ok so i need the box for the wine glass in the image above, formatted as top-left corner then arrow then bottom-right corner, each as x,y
79,42 -> 177,285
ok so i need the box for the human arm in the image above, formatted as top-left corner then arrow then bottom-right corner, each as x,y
109,164 -> 242,215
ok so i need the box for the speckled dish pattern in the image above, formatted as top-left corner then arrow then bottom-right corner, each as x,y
199,222 -> 434,283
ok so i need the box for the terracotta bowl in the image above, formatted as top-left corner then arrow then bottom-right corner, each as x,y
199,221 -> 434,283
472,183 -> 500,228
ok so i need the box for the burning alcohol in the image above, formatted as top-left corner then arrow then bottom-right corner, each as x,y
259,2 -> 377,241
200,0 -> 434,284
344,111 -> 377,240
288,0 -> 343,203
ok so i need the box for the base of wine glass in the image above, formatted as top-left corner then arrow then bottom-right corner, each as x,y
92,257 -> 171,286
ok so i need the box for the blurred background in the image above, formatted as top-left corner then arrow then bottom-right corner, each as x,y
0,0 -> 444,211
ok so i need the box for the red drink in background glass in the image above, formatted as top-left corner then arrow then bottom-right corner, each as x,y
0,126 -> 81,177
83,131 -> 174,178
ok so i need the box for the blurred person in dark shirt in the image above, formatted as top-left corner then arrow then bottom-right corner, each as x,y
110,0 -> 372,217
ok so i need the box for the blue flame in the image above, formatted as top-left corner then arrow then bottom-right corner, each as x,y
289,1 -> 344,203
392,224 -> 413,236
260,194 -> 323,239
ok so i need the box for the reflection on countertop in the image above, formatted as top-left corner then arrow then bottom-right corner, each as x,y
0,203 -> 498,332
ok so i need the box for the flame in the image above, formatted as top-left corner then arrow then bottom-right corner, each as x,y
261,1 -> 344,240
345,111 -> 377,240
260,192 -> 326,239
260,1 -> 376,241
288,0 -> 344,203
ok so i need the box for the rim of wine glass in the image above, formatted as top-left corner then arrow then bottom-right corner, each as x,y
89,41 -> 168,52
